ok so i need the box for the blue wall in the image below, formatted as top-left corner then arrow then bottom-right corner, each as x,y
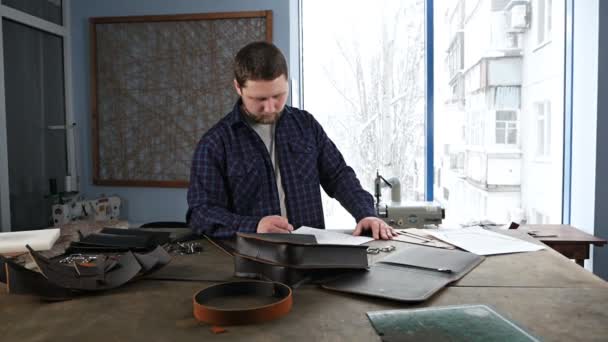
570,0 -> 608,279
593,0 -> 608,279
69,0 -> 296,224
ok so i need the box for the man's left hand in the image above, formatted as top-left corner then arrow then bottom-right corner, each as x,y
353,217 -> 397,240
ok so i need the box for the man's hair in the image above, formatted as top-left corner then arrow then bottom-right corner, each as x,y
234,41 -> 288,88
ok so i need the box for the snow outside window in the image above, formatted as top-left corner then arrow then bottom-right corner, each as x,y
301,0 -> 425,228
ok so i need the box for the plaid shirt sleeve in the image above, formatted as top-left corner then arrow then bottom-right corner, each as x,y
310,115 -> 377,222
187,136 -> 261,238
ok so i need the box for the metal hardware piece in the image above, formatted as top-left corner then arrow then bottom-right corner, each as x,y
59,254 -> 98,265
367,245 -> 395,254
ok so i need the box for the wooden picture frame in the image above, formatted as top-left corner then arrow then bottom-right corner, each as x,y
90,11 -> 273,187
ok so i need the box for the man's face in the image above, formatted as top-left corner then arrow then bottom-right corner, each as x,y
234,75 -> 289,124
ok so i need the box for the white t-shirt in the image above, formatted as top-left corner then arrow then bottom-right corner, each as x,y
247,120 -> 287,218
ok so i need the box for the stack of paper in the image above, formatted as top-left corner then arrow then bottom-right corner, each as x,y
293,226 -> 373,245
0,228 -> 60,254
425,226 -> 545,255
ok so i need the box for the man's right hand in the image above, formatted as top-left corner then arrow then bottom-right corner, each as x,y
256,215 -> 294,234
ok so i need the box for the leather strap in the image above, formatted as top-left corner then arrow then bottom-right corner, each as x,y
193,281 -> 292,325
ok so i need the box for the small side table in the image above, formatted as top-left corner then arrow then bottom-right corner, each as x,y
519,224 -> 607,266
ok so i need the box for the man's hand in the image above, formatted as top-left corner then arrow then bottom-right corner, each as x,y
353,217 -> 397,240
257,215 -> 294,234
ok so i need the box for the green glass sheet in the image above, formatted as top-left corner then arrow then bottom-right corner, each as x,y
366,304 -> 540,342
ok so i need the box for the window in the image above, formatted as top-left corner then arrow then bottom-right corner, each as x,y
535,101 -> 551,157
536,0 -> 552,45
300,0 -> 565,227
0,3 -> 72,231
301,0 -> 425,228
434,0 -> 564,225
495,110 -> 518,144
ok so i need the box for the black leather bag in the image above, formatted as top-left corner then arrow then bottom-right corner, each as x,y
321,244 -> 484,302
235,233 -> 369,269
207,233 -> 369,286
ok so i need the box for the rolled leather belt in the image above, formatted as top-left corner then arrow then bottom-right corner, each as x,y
193,280 -> 292,325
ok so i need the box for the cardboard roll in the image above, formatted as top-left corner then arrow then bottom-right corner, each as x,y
193,280 -> 292,325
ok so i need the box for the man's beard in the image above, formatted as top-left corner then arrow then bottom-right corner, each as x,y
242,106 -> 282,124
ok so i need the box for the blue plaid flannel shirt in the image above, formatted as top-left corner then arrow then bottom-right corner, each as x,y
187,100 -> 376,238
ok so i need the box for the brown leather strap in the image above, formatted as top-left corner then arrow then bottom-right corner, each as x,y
193,281 -> 292,325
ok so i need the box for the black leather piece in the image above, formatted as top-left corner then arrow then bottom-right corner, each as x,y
234,253 -> 354,287
205,236 -> 236,255
101,252 -> 144,288
133,245 -> 172,274
1,256 -> 75,300
139,221 -> 189,228
379,244 -> 484,276
75,233 -> 154,249
66,228 -> 167,253
73,259 -> 106,280
65,245 -> 134,254
0,257 -> 6,283
1,245 -> 171,300
236,233 -> 369,269
100,228 -> 171,245
139,227 -> 197,243
322,265 -> 455,302
321,245 -> 484,302
234,253 -> 309,286
28,246 -> 143,291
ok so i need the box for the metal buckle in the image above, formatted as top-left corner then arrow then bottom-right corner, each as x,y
367,247 -> 380,254
167,241 -> 203,255
366,245 -> 395,254
380,245 -> 396,252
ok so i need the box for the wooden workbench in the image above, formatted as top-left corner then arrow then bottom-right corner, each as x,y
519,224 -> 607,266
1,232 -> 607,341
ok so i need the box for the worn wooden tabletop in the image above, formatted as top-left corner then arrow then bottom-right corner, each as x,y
1,230 -> 607,341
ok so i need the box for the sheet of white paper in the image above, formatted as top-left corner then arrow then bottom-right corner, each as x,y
293,226 -> 373,245
0,228 -> 60,253
424,226 -> 545,255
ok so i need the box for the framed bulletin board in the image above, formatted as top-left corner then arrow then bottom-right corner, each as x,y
90,11 -> 272,187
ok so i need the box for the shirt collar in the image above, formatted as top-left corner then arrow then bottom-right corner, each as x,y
227,99 -> 247,127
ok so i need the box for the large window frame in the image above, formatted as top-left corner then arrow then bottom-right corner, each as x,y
0,0 -> 75,231
296,0 -> 572,224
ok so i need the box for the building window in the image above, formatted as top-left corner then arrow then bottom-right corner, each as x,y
535,101 -> 551,157
536,0 -> 552,45
495,110 -> 517,144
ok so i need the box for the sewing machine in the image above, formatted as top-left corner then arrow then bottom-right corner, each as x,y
52,196 -> 121,226
374,171 -> 444,228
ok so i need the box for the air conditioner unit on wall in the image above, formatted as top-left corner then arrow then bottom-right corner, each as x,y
510,4 -> 529,31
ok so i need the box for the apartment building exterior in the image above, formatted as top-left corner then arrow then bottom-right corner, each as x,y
435,0 -> 563,225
